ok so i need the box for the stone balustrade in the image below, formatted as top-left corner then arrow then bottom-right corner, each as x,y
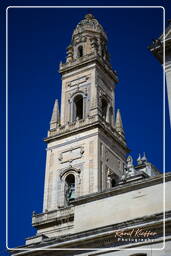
32,206 -> 74,227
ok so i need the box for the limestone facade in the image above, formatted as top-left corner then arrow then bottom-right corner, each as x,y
11,14 -> 170,256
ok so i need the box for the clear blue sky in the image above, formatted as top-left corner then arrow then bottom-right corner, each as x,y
1,0 -> 171,255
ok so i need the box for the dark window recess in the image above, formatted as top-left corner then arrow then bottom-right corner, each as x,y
78,46 -> 83,57
101,98 -> 108,120
65,174 -> 75,202
74,95 -> 83,120
109,107 -> 113,125
111,179 -> 116,187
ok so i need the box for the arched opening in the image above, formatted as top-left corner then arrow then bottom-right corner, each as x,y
65,174 -> 75,203
102,48 -> 105,59
78,45 -> 83,58
111,178 -> 116,187
110,173 -> 119,188
109,106 -> 113,125
73,94 -> 83,121
101,98 -> 108,120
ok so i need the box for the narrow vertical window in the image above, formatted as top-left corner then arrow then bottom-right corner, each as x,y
101,98 -> 108,120
111,178 -> 116,187
78,45 -> 83,58
73,94 -> 83,120
109,106 -> 113,125
65,174 -> 75,203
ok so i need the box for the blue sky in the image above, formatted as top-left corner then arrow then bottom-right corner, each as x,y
1,0 -> 171,254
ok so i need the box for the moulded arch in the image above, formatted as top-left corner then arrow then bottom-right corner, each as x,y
70,91 -> 87,122
60,167 -> 81,180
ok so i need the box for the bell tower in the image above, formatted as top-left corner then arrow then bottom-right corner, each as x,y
43,14 -> 129,213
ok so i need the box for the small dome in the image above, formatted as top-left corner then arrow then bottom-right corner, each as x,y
72,14 -> 107,40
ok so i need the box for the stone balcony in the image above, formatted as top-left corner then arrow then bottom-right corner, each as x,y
32,206 -> 74,228
25,207 -> 75,245
47,115 -> 97,138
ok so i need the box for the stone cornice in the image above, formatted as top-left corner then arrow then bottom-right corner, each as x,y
44,117 -> 129,153
59,53 -> 118,83
71,173 -> 169,206
31,173 -> 170,232
11,211 -> 171,255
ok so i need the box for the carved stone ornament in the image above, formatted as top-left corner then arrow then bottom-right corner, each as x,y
60,166 -> 81,179
107,168 -> 112,177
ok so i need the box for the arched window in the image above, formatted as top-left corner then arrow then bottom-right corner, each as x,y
101,98 -> 108,120
65,174 -> 75,203
78,45 -> 83,58
73,94 -> 83,121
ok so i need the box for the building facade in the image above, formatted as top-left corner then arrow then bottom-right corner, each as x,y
12,14 -> 171,256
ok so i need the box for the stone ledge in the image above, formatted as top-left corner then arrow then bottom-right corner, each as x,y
32,206 -> 74,228
71,173 -> 169,206
59,53 -> 118,83
12,211 -> 171,254
45,117 -> 128,152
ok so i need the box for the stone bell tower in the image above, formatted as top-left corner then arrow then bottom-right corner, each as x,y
43,14 -> 129,213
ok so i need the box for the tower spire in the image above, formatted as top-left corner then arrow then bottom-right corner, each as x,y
50,99 -> 60,130
115,109 -> 125,138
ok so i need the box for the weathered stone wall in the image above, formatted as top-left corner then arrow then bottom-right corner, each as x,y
73,180 -> 169,234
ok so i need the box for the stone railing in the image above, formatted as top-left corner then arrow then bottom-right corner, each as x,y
47,115 -> 98,138
59,52 -> 95,71
32,206 -> 74,227
59,52 -> 118,81
46,115 -> 127,148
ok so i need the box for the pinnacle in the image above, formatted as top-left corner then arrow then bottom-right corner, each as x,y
115,109 -> 125,138
50,99 -> 60,129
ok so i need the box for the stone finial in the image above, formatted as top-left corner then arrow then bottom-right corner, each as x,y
50,99 -> 60,130
115,109 -> 125,138
66,45 -> 73,63
59,61 -> 62,68
141,152 -> 147,163
137,153 -> 142,165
